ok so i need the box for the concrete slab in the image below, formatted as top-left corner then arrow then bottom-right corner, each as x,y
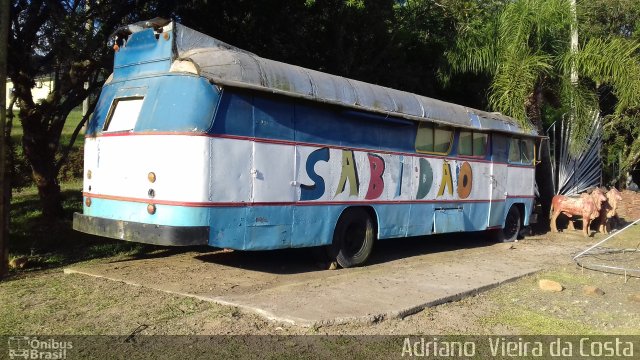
64,234 -> 579,327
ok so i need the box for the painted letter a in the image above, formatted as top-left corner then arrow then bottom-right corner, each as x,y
437,162 -> 454,197
335,150 -> 360,197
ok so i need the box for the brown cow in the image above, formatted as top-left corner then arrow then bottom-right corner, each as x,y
597,188 -> 623,234
550,188 -> 607,237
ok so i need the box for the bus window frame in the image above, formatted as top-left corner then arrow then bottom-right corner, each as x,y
415,122 -> 454,155
508,136 -> 535,165
457,130 -> 488,158
520,138 -> 535,165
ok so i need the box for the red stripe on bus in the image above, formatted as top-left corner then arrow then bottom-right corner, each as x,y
85,192 -> 220,207
86,131 -> 211,138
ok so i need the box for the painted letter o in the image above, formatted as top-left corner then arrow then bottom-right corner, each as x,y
457,162 -> 473,199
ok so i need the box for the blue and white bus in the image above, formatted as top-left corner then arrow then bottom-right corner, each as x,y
73,19 -> 539,267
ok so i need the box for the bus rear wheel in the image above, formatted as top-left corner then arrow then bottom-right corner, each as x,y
497,205 -> 521,243
329,208 -> 375,268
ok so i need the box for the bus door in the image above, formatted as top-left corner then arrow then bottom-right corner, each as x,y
246,98 -> 296,249
488,133 -> 509,228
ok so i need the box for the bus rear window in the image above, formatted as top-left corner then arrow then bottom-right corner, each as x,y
416,123 -> 453,154
103,97 -> 144,132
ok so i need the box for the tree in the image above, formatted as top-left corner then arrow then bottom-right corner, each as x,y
0,0 -> 9,278
579,0 -> 640,184
446,0 -> 640,227
579,0 -> 640,41
7,0 -> 175,218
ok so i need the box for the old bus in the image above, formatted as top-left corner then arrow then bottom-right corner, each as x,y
73,19 -> 538,267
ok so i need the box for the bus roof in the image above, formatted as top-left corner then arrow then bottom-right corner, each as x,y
171,22 -> 537,137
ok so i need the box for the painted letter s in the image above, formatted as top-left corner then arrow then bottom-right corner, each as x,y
300,147 -> 330,201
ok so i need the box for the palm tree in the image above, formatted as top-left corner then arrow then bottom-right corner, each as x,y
447,0 -> 640,229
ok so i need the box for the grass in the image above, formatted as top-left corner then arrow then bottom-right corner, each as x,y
481,307 -> 597,335
478,256 -> 640,335
0,271 -> 236,335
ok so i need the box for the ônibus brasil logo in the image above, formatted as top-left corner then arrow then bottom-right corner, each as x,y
8,336 -> 72,360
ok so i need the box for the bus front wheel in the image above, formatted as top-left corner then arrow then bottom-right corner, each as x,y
329,208 -> 375,268
496,205 -> 521,243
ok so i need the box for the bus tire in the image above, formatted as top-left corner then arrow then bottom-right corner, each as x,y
496,205 -> 521,243
329,208 -> 375,268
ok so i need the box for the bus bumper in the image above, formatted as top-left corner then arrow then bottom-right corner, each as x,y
72,213 -> 209,246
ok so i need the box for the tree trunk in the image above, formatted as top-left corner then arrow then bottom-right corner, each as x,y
0,0 -> 9,279
21,116 -> 63,219
24,148 -> 63,219
528,86 -> 554,232
535,137 -> 555,232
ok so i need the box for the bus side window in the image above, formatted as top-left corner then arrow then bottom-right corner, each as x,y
458,131 -> 473,155
509,137 -> 534,164
459,130 -> 487,156
434,127 -> 452,153
416,123 -> 434,152
473,132 -> 488,156
416,123 -> 452,154
521,139 -> 534,164
508,137 -> 521,163
491,133 -> 509,162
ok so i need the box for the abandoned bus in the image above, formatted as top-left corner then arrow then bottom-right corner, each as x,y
73,19 -> 539,267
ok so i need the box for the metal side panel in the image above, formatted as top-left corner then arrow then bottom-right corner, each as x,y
433,208 -> 465,233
